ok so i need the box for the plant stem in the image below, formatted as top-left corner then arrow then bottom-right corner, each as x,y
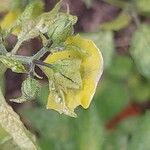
34,59 -> 54,69
103,0 -> 127,9
33,47 -> 48,60
0,43 -> 7,55
10,54 -> 32,64
131,10 -> 141,28
11,41 -> 22,54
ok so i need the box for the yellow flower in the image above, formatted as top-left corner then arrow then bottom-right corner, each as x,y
44,35 -> 103,117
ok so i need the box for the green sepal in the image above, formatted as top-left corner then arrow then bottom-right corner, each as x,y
8,1 -> 43,35
22,77 -> 41,100
47,13 -> 77,44
10,96 -> 27,103
14,1 -> 61,48
52,59 -> 82,90
11,77 -> 41,103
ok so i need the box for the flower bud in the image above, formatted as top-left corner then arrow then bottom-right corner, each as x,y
48,13 -> 77,44
22,77 -> 40,100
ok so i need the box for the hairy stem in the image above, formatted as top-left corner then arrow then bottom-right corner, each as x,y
0,43 -> 7,55
34,59 -> 54,69
11,41 -> 22,54
33,47 -> 48,60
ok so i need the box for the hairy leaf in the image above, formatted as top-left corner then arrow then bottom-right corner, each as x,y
0,89 -> 38,149
0,55 -> 26,73
11,77 -> 41,103
130,24 -> 150,80
53,59 -> 82,90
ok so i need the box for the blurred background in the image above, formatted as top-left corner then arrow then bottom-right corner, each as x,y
0,0 -> 150,150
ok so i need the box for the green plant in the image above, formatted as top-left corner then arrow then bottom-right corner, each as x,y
0,1 -> 103,149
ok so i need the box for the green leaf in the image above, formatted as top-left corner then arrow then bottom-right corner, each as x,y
12,1 -> 64,52
127,73 -> 150,102
128,112 -> 150,150
21,106 -> 104,150
13,0 -> 59,51
35,0 -> 61,34
22,108 -> 76,150
107,55 -> 133,80
53,59 -> 82,90
14,1 -> 43,27
0,89 -> 38,149
100,11 -> 131,31
0,62 -> 6,77
47,13 -> 77,44
17,20 -> 39,43
0,55 -> 26,73
135,0 -> 150,16
77,105 -> 104,150
37,84 -> 49,106
130,24 -> 150,80
95,79 -> 129,121
11,77 -> 41,103
81,31 -> 114,69
103,117 -> 139,150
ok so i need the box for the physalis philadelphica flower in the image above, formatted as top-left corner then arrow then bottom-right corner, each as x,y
43,35 -> 103,117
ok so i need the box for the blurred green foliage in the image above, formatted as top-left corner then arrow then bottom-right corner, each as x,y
0,0 -> 150,149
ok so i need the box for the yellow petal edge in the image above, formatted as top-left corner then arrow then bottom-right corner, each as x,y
44,35 -> 103,117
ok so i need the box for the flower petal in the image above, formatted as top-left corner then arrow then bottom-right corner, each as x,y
44,35 -> 103,116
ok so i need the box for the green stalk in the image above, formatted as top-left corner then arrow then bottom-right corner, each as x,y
11,41 -> 22,54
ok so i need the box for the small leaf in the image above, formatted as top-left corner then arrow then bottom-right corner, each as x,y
100,11 -> 131,31
22,77 -> 41,100
53,59 -> 82,89
107,55 -> 133,80
14,1 -> 61,48
136,0 -> 150,16
11,77 -> 41,103
0,55 -> 26,73
128,112 -> 150,150
17,20 -> 39,44
14,1 -> 44,28
95,78 -> 129,121
127,74 -> 150,102
77,105 -> 104,150
130,24 -> 150,80
47,13 -> 77,44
